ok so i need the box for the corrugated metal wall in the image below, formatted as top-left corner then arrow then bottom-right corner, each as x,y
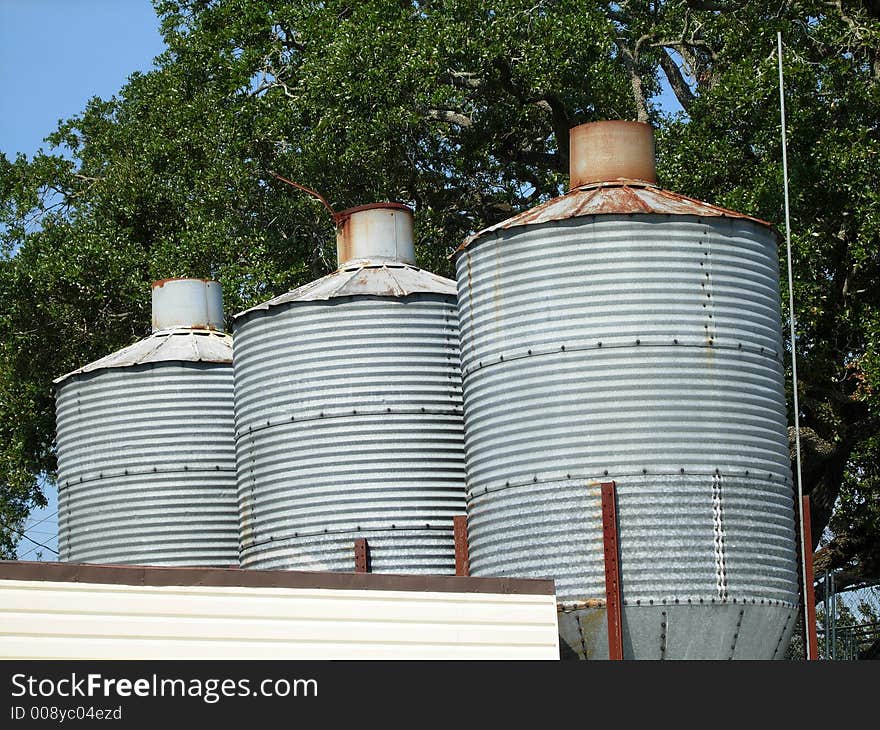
56,363 -> 238,566
234,296 -> 467,572
456,215 -> 798,658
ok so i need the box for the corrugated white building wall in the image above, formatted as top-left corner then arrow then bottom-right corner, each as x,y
0,562 -> 559,660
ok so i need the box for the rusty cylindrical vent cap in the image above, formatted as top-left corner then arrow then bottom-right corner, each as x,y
151,278 -> 225,332
569,121 -> 657,188
335,203 -> 416,268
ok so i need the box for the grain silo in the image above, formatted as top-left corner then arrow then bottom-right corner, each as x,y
55,278 -> 238,566
233,203 -> 466,573
454,121 -> 799,659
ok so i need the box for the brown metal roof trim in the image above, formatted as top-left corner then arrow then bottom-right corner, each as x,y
0,561 -> 554,596
334,202 -> 412,222
455,181 -> 776,253
151,277 -> 215,289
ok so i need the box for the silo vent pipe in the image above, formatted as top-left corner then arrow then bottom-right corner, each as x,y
569,120 -> 657,188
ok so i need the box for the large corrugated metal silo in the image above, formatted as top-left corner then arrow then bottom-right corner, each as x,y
455,121 -> 799,659
233,204 -> 467,573
55,278 -> 238,566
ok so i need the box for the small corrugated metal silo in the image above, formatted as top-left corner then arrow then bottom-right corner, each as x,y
233,204 -> 467,573
455,121 -> 799,659
55,278 -> 238,566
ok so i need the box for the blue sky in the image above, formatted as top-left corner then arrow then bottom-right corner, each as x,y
2,0 -> 166,559
0,0 -> 166,160
3,2 -> 681,560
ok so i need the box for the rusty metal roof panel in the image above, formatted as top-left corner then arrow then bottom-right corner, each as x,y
53,330 -> 233,384
234,262 -> 456,318
459,182 -> 774,250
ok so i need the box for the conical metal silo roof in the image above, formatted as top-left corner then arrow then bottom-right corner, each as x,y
55,278 -> 238,567
454,121 -> 798,659
233,203 -> 467,575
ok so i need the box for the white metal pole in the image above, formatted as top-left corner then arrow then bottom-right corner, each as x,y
777,30 -> 811,659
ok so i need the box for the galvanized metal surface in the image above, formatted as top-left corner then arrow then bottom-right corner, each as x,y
234,294 -> 467,573
151,278 -> 224,332
456,214 -> 798,658
335,204 -> 416,266
459,184 -> 773,250
557,603 -> 797,660
53,330 -> 232,384
56,362 -> 238,566
236,264 -> 455,315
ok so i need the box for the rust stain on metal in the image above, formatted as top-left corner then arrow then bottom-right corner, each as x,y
492,236 -> 503,327
557,598 -> 607,612
453,515 -> 470,576
336,214 -> 355,267
802,495 -> 819,660
354,537 -> 371,574
151,277 -> 213,289
601,480 -> 624,660
334,203 -> 415,269
576,606 -> 609,660
621,184 -> 654,213
180,322 -> 216,331
455,182 -> 775,254
268,171 -> 337,221
569,120 -> 656,188
465,251 -> 476,347
334,202 -> 411,223
335,203 -> 413,264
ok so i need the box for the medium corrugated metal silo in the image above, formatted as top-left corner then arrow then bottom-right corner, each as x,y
455,121 -> 799,659
55,278 -> 238,566
233,203 -> 466,573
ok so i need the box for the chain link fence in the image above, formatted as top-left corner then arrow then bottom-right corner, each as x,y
815,575 -> 880,660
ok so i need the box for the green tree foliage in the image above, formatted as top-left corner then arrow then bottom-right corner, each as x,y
0,1 -> 877,577
635,1 -> 879,590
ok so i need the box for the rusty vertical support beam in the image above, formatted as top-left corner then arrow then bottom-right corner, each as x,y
601,481 -> 624,660
802,495 -> 819,661
354,537 -> 370,574
453,515 -> 470,577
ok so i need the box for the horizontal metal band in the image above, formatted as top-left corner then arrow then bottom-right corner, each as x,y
59,466 -> 236,489
465,469 -> 791,500
461,339 -> 782,379
240,524 -> 455,552
239,528 -> 461,574
234,406 -> 463,439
